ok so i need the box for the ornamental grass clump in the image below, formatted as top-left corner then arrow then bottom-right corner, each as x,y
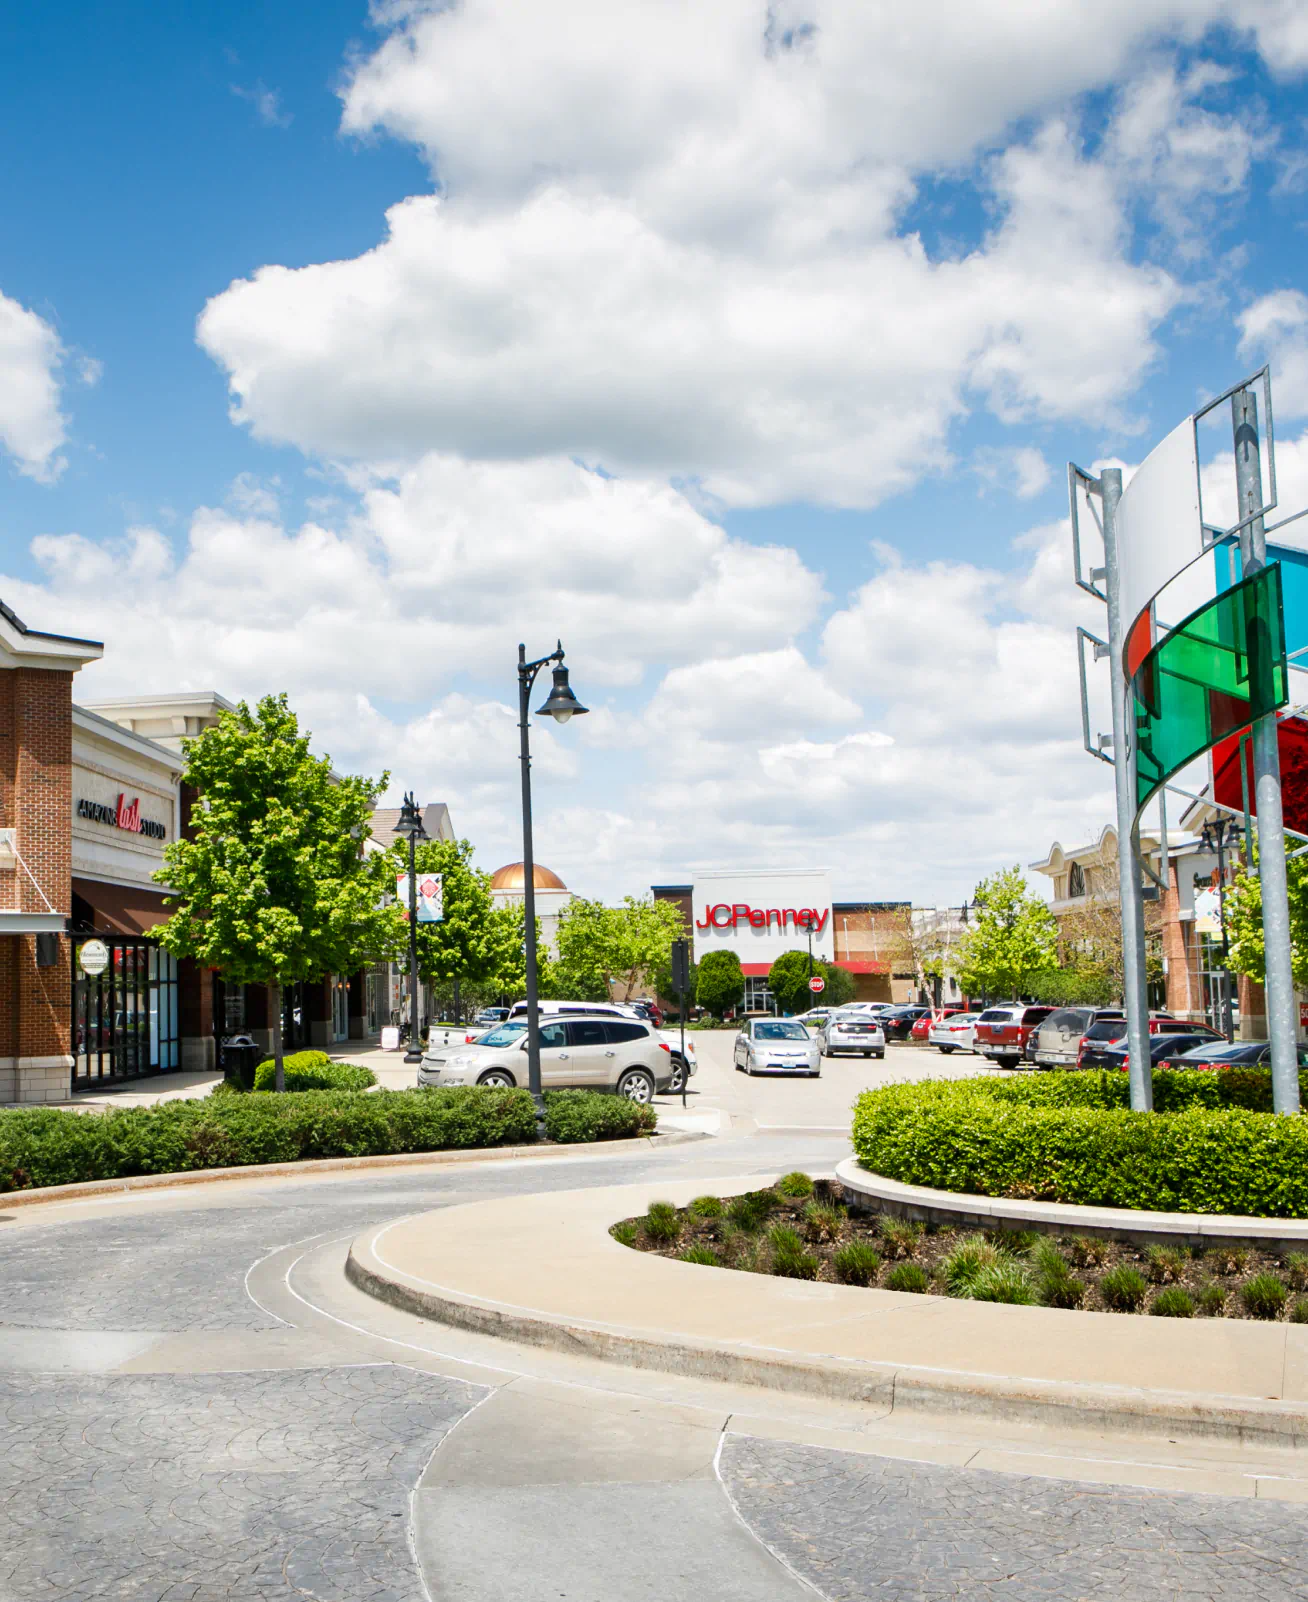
768,1224 -> 819,1280
1290,1298 -> 1308,1324
803,1201 -> 845,1243
1066,1236 -> 1111,1269
776,1171 -> 815,1198
878,1218 -> 923,1260
678,1243 -> 721,1267
1145,1246 -> 1188,1285
969,1263 -> 1036,1304
1205,1246 -> 1250,1277
832,1241 -> 881,1286
728,1191 -> 777,1232
1196,1281 -> 1228,1316
1283,1253 -> 1308,1291
940,1235 -> 1004,1298
884,1262 -> 929,1294
1029,1238 -> 1085,1310
689,1195 -> 724,1219
1151,1287 -> 1195,1318
1099,1265 -> 1148,1313
610,1220 -> 638,1248
643,1201 -> 681,1244
1241,1273 -> 1289,1320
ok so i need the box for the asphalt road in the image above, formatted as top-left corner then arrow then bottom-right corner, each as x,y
3,1056 -> 1306,1601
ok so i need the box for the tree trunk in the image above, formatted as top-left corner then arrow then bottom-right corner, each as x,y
270,979 -> 284,1093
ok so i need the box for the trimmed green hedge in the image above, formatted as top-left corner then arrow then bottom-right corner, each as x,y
252,1055 -> 376,1093
543,1090 -> 656,1144
0,1085 -> 658,1193
852,1070 -> 1308,1217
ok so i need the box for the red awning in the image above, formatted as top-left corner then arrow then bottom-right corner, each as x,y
72,877 -> 171,937
739,963 -> 772,976
833,959 -> 889,974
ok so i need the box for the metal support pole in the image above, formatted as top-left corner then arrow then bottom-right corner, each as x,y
1233,390 -> 1299,1112
1101,467 -> 1153,1110
403,832 -> 423,1065
518,644 -> 546,1124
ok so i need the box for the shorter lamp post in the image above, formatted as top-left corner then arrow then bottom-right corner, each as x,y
518,642 -> 588,1121
393,793 -> 428,1065
1201,815 -> 1243,1042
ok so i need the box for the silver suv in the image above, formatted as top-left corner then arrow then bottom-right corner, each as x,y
418,1014 -> 670,1102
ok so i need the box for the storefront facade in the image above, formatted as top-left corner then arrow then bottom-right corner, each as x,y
654,870 -> 914,1008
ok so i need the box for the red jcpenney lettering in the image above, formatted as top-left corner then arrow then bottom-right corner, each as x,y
696,904 -> 830,932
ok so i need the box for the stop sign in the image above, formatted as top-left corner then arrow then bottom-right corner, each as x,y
808,976 -> 825,993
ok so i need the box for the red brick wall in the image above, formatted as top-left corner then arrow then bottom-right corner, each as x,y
0,668 -> 74,1064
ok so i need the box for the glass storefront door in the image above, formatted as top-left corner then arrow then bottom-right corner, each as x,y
331,974 -> 349,1042
72,936 -> 179,1090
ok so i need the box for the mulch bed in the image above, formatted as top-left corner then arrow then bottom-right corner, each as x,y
613,1176 -> 1308,1321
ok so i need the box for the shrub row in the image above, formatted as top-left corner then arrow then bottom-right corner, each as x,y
851,1072 -> 1308,1217
0,1086 -> 655,1193
251,1052 -> 376,1093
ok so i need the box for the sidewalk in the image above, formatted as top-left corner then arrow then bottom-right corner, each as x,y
348,1172 -> 1308,1451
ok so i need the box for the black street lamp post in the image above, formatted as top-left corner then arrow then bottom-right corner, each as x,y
1201,815 -> 1243,1042
518,642 -> 588,1121
393,793 -> 429,1066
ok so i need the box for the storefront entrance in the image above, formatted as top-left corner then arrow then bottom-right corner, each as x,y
71,936 -> 179,1091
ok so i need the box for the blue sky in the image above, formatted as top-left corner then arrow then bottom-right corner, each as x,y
3,2 -> 1308,902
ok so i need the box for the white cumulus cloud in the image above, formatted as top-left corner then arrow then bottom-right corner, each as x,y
0,288 -> 69,482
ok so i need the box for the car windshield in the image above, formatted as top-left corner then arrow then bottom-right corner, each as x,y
477,1023 -> 528,1047
979,1009 -> 1012,1022
1084,1020 -> 1126,1042
755,1021 -> 808,1041
1174,1041 -> 1264,1063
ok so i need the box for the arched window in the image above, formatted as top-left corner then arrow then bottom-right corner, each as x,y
1068,861 -> 1086,898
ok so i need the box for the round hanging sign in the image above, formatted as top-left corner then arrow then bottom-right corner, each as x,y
78,939 -> 110,977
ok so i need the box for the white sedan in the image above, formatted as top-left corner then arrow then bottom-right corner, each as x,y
733,1018 -> 821,1076
817,1013 -> 886,1058
928,1011 -> 986,1054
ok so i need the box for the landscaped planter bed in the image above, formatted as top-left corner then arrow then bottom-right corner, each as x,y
613,1173 -> 1308,1321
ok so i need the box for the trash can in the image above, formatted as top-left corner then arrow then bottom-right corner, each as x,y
220,1033 -> 261,1091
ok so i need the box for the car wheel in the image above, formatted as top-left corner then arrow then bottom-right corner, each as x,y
863,1051 -> 872,1057
874,1050 -> 885,1060
617,1067 -> 656,1103
667,1058 -> 686,1094
476,1068 -> 516,1088
938,1045 -> 955,1055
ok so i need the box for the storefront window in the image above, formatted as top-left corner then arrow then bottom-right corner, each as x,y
223,985 -> 247,1032
744,976 -> 775,1013
72,936 -> 179,1089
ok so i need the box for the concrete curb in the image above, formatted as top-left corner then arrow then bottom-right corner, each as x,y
837,1158 -> 1308,1248
345,1176 -> 1308,1452
0,1130 -> 709,1211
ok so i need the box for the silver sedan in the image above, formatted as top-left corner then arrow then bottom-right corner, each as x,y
817,1013 -> 886,1058
732,1018 -> 821,1076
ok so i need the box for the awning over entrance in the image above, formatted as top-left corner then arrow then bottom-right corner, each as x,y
72,877 -> 172,937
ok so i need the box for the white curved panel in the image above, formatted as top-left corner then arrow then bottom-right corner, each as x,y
1117,417 -> 1204,651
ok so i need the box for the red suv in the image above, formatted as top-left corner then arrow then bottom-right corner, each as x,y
974,1005 -> 1055,1069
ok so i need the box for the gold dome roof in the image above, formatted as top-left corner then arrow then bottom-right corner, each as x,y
489,861 -> 567,891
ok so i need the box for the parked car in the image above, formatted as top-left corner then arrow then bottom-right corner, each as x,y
418,1013 -> 671,1100
879,1005 -> 931,1041
910,1006 -> 969,1043
792,1007 -> 834,1030
973,1005 -> 1055,1069
816,1012 -> 886,1059
928,1010 -> 987,1054
1080,1031 -> 1227,1072
1075,1017 -> 1221,1067
1029,1007 -> 1125,1069
504,998 -> 696,1090
733,1018 -> 821,1076
472,1007 -> 509,1028
1170,1040 -> 1308,1071
629,998 -> 664,1028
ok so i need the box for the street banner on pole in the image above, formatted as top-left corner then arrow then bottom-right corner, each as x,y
396,873 -> 444,923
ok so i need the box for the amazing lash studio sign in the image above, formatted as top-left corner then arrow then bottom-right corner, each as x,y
76,792 -> 167,842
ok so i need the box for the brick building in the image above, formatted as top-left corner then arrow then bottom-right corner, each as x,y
652,868 -> 915,1009
0,601 -> 451,1102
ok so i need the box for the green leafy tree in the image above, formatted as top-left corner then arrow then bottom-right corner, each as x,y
955,867 -> 1058,1001
153,695 -> 400,1090
552,895 -> 687,1000
768,949 -> 859,1012
697,949 -> 745,1019
1026,961 -> 1117,1007
380,837 -> 522,1018
1225,852 -> 1308,988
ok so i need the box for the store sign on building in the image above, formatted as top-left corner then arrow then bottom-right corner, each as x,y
691,870 -> 834,964
77,793 -> 167,841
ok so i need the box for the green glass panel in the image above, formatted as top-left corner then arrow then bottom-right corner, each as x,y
1133,563 -> 1287,813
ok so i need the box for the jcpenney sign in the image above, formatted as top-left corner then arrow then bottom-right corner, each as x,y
696,904 -> 830,932
77,794 -> 166,841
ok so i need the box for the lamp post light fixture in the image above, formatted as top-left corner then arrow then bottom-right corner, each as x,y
393,792 -> 429,1065
518,642 -> 588,1121
1200,815 -> 1243,1042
